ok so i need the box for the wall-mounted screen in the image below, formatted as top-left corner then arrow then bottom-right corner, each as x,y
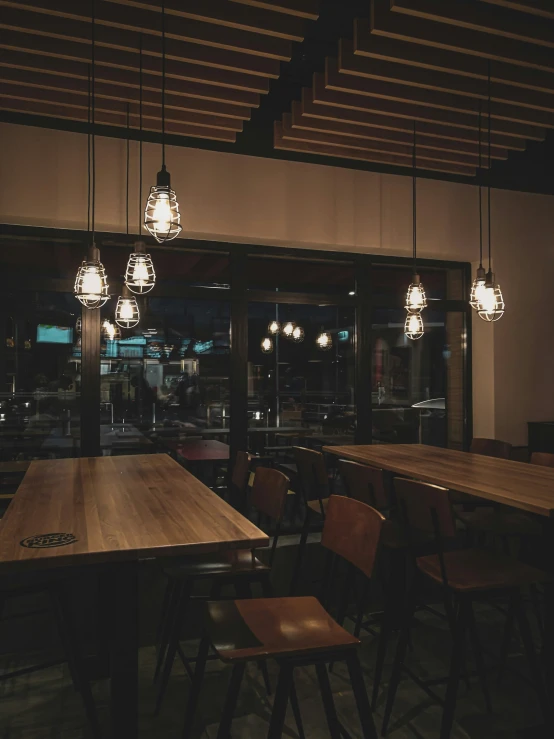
36,325 -> 73,344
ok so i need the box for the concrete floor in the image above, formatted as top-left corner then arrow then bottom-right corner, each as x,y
0,537 -> 547,739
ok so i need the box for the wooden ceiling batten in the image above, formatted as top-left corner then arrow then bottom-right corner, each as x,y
229,0 -> 319,21
477,0 -> 554,21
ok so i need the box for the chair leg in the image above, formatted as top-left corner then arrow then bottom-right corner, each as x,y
466,600 -> 492,713
50,585 -> 101,739
290,509 -> 312,595
497,596 -> 516,684
216,663 -> 245,739
512,591 -> 552,729
346,650 -> 378,739
261,572 -> 274,598
289,676 -> 306,739
316,663 -> 342,739
154,578 -> 181,684
440,598 -> 469,739
381,595 -> 416,736
155,579 -> 193,716
529,584 -> 544,640
182,633 -> 211,738
267,662 -> 294,739
372,588 -> 395,708
353,579 -> 370,639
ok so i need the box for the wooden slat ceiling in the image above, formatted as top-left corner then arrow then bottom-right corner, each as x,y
275,0 -> 554,177
0,0 -> 319,143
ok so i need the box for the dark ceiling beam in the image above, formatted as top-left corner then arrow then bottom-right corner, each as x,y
229,0 -> 319,21
371,0 -> 554,73
477,0 -> 554,20
355,19 -> 554,95
291,100 -> 508,159
0,3 -> 292,61
312,76 -> 544,141
0,98 -> 238,141
0,83 -> 244,132
0,67 -> 252,122
390,0 -> 554,48
274,121 -> 476,176
282,113 -> 489,168
106,0 -> 306,41
342,39 -> 554,113
326,57 -> 554,129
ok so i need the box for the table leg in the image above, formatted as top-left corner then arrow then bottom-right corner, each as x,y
108,560 -> 139,739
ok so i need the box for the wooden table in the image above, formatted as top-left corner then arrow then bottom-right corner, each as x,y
324,443 -> 554,517
0,453 -> 267,737
169,439 -> 230,462
324,443 -> 554,712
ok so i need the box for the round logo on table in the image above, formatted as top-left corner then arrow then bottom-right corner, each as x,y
20,533 -> 78,549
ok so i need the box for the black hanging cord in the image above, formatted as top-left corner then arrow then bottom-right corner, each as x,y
87,67 -> 91,236
412,120 -> 417,274
91,0 -> 96,244
487,59 -> 492,272
139,33 -> 143,234
478,100 -> 483,269
161,1 -> 166,167
126,102 -> 130,236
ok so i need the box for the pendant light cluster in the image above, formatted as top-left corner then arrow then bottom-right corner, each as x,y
470,65 -> 504,322
261,317 -> 306,352
404,122 -> 425,341
74,3 -> 179,331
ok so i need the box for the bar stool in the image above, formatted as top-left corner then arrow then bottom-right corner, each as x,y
154,466 -> 289,714
289,446 -> 331,594
470,438 -> 512,459
182,494 -> 382,739
382,478 -> 552,739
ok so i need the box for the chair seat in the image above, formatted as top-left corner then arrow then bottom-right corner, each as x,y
205,596 -> 360,662
417,548 -> 551,592
457,508 -> 542,537
307,497 -> 329,515
164,550 -> 269,580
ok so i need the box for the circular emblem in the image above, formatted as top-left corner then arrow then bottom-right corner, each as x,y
20,533 -> 78,549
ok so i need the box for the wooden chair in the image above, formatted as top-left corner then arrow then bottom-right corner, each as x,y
530,451 -> 554,467
289,446 -> 331,594
154,466 -> 290,714
382,478 -> 551,739
182,494 -> 382,739
470,437 -> 512,459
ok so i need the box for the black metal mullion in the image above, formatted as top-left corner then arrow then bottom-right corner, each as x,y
355,255 -> 372,444
80,303 -> 100,457
229,246 -> 248,474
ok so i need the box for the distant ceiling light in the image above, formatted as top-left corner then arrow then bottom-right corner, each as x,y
261,336 -> 273,354
102,318 -> 121,341
348,290 -> 355,296
404,311 -> 424,341
291,325 -> 305,343
115,285 -> 140,329
268,320 -> 280,335
281,321 -> 296,338
125,241 -> 155,294
316,331 -> 332,351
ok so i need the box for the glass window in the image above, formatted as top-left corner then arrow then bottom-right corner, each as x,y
247,302 -> 355,458
0,291 -> 80,462
248,256 -> 354,296
372,307 -> 466,449
372,265 -> 465,304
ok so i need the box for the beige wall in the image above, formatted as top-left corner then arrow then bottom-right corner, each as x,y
1,122 -> 553,445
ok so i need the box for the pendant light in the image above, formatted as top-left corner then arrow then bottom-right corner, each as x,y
469,101 -> 487,311
281,320 -> 296,339
261,337 -> 273,354
478,62 -> 505,323
316,330 -> 332,351
102,318 -> 121,341
291,325 -> 305,343
144,2 -> 182,243
75,28 -> 109,310
404,122 -> 425,340
126,38 -> 156,294
268,320 -> 280,335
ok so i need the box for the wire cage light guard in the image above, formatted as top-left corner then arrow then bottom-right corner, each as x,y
125,242 -> 156,294
477,275 -> 505,322
74,246 -> 109,309
404,310 -> 424,340
261,337 -> 273,354
115,286 -> 140,329
316,332 -> 333,350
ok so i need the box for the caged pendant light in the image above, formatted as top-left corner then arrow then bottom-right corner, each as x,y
281,320 -> 296,339
469,102 -> 487,311
144,2 -> 182,243
291,325 -> 305,343
75,23 -> 109,310
261,337 -> 273,354
404,122 -> 425,340
268,320 -> 280,335
126,38 -> 156,295
478,63 -> 505,323
316,330 -> 332,351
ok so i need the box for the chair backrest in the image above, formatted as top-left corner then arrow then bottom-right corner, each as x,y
293,446 -> 329,501
321,495 -> 385,579
394,477 -> 456,540
338,459 -> 388,510
250,467 -> 290,523
470,437 -> 512,460
530,451 -> 554,468
231,450 -> 251,491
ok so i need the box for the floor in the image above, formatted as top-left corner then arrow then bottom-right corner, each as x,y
0,537 -> 546,739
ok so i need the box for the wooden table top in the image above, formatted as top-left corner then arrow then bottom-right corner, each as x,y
168,439 -> 230,461
323,444 -> 554,518
0,454 -> 268,572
